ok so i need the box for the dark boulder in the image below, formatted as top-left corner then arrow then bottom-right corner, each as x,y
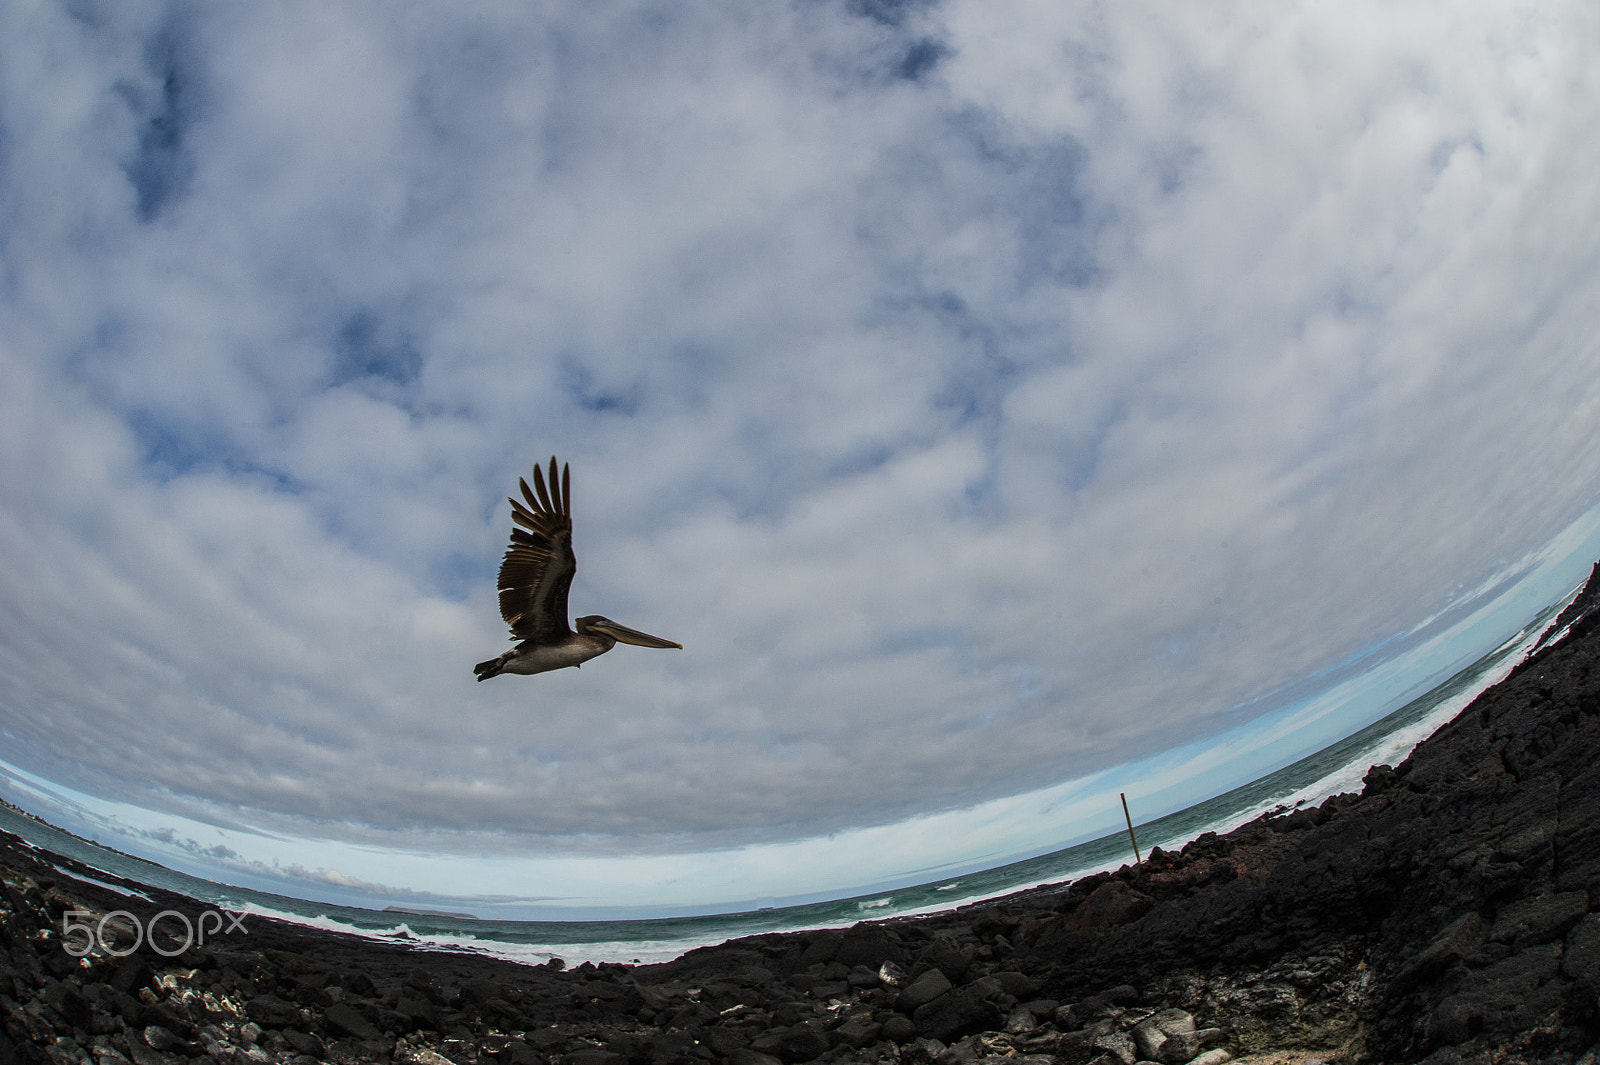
247,993 -> 303,1028
897,967 -> 951,1012
912,976 -> 1006,1041
323,1000 -> 383,1042
1419,942 -> 1565,1048
911,936 -> 973,983
774,1024 -> 830,1063
835,923 -> 905,968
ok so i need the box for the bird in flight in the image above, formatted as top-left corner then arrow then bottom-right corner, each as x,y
474,457 -> 681,681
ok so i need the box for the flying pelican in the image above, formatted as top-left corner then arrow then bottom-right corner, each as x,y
474,457 -> 682,681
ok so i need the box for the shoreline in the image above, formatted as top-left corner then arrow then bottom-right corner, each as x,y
5,566 -> 1600,1063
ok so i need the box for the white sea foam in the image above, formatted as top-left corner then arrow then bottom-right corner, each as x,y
48,865 -> 154,902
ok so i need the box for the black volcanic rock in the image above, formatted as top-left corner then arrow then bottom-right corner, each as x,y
1532,560 -> 1600,654
911,974 -> 1007,1041
325,999 -> 384,1041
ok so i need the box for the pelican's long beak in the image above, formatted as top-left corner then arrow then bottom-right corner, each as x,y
584,617 -> 683,649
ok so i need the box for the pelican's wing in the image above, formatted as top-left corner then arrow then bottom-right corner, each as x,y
497,457 -> 575,643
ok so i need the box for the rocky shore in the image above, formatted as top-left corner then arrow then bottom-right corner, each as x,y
8,565 -> 1600,1065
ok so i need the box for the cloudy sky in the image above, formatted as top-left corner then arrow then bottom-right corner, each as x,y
2,0 -> 1600,915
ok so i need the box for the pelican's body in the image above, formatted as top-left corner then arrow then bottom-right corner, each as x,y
474,458 -> 681,681
492,633 -> 606,676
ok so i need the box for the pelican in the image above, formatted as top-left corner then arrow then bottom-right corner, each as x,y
474,458 -> 681,680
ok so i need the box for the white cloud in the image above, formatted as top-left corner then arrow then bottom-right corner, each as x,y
1,0 -> 1598,906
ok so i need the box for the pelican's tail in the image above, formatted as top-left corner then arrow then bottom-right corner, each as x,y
474,653 -> 509,681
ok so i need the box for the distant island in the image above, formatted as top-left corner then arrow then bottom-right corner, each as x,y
383,905 -> 480,921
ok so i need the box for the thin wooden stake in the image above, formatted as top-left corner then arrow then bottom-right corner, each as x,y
1121,792 -> 1142,864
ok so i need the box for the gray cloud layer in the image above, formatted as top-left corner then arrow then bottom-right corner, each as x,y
2,0 -> 1599,858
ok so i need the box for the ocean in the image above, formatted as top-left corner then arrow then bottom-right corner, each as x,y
0,590 -> 1569,968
